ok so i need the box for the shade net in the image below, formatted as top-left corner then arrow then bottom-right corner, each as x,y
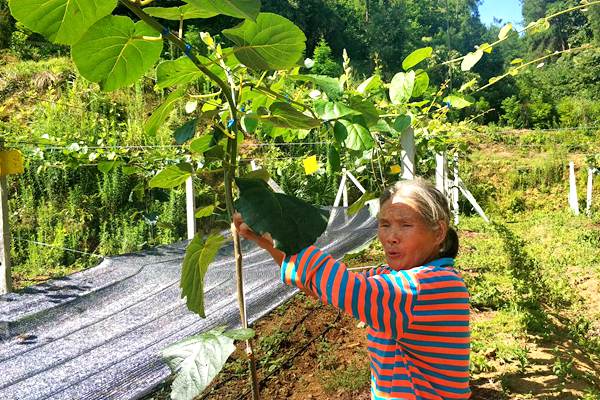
0,206 -> 377,400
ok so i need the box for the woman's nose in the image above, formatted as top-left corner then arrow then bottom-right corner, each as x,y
386,233 -> 400,244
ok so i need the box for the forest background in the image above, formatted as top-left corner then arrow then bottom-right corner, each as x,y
1,0 -> 599,288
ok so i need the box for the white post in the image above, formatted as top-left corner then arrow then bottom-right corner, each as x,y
342,174 -> 349,208
333,171 -> 348,208
457,177 -> 490,223
569,161 -> 580,216
452,154 -> 460,226
586,167 -> 594,216
185,177 -> 196,240
346,171 -> 366,194
330,171 -> 348,226
0,175 -> 11,294
401,128 -> 415,180
435,152 -> 448,198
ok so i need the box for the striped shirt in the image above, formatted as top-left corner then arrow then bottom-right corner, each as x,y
281,245 -> 470,400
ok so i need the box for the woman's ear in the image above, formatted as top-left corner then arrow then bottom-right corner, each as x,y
435,221 -> 448,247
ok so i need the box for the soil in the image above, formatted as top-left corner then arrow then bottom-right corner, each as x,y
145,290 -> 600,400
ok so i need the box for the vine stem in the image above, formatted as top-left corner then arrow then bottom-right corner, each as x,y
474,44 -> 593,93
439,0 -> 600,68
119,1 -> 260,398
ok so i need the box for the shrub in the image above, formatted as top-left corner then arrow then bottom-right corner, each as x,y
556,97 -> 600,128
311,37 -> 342,77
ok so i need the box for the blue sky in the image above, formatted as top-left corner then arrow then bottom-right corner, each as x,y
478,0 -> 523,28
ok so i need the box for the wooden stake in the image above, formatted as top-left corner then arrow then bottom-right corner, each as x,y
0,175 -> 11,295
586,167 -> 594,216
569,161 -> 580,216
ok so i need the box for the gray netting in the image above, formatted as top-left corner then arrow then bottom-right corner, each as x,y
0,206 -> 377,400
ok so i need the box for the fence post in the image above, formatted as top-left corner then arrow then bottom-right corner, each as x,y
456,177 -> 490,223
185,177 -> 196,240
0,166 -> 11,295
452,154 -> 460,226
342,168 -> 349,207
435,152 -> 448,198
568,161 -> 580,216
586,167 -> 594,216
401,128 -> 415,180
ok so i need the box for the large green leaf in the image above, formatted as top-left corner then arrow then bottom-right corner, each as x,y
180,233 -> 225,317
156,54 -> 228,89
185,0 -> 260,20
402,47 -> 433,71
389,71 -> 415,105
336,117 -> 374,151
348,97 -> 380,127
314,101 -> 360,121
174,119 -> 198,145
195,205 -> 215,218
8,0 -> 117,45
326,145 -> 341,176
223,328 -> 256,340
498,23 -> 513,40
223,13 -> 306,70
149,164 -> 193,189
412,70 -> 429,98
461,50 -> 483,72
356,75 -> 382,95
145,4 -> 218,20
266,102 -> 321,129
72,16 -> 163,91
234,178 -> 329,255
156,57 -> 205,89
393,115 -> 412,133
526,18 -> 550,35
444,95 -> 472,109
190,135 -> 215,154
348,191 -> 378,216
161,328 -> 234,400
145,89 -> 186,136
288,75 -> 342,99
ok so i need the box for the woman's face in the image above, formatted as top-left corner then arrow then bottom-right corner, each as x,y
377,196 -> 446,270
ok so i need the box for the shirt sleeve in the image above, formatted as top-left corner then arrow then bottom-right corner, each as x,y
281,245 -> 419,337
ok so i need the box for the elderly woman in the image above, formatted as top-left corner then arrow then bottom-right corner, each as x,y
234,178 -> 470,400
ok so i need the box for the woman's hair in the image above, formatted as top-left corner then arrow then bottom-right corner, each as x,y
379,178 -> 459,258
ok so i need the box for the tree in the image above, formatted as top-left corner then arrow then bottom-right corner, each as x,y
311,37 -> 343,76
588,3 -> 600,44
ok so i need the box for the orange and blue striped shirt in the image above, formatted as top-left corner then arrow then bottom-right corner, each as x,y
281,245 -> 470,400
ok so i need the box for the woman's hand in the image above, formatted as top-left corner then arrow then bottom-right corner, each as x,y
233,212 -> 285,266
233,212 -> 317,300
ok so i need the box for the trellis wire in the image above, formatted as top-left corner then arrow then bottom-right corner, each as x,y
12,237 -> 103,258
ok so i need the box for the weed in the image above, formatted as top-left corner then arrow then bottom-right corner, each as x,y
258,329 -> 289,373
316,339 -> 340,370
582,388 -> 600,400
320,363 -> 370,394
552,347 -> 575,382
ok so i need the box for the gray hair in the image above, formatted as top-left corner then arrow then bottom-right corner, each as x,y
379,178 -> 459,258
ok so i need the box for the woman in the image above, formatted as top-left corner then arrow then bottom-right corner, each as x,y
234,178 -> 470,400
